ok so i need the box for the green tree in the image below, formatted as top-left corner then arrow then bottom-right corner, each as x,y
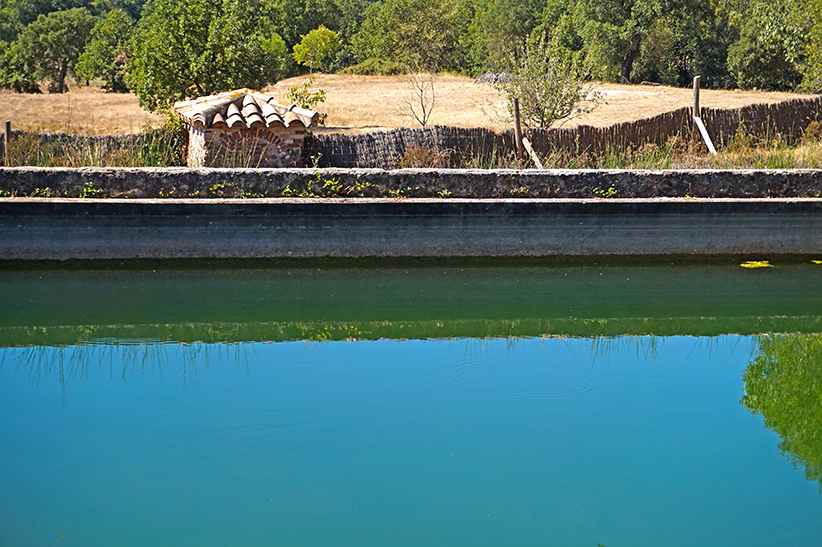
126,0 -> 288,111
572,0 -> 707,84
259,31 -> 293,81
351,0 -> 466,71
742,334 -> 822,488
90,0 -> 147,20
292,24 -> 340,72
497,26 -> 597,128
796,0 -> 822,93
0,7 -> 96,92
479,0 -> 544,70
261,0 -> 341,48
75,8 -> 133,92
727,19 -> 802,90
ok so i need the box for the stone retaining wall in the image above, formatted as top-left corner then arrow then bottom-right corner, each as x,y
1,167 -> 822,199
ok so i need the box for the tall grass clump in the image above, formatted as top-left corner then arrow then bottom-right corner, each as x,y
520,125 -> 822,170
2,115 -> 186,168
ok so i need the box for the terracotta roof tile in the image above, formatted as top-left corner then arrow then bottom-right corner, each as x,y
174,89 -> 319,129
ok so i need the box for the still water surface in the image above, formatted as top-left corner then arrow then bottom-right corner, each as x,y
1,264 -> 820,546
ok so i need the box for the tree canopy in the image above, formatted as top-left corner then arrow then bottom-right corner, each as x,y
2,0 -> 821,100
292,25 -> 341,72
75,8 -> 133,92
126,0 -> 288,111
498,27 -> 597,128
352,0 -> 467,71
0,7 -> 96,92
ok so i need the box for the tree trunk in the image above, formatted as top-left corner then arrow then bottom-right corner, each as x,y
620,33 -> 642,84
57,61 -> 67,93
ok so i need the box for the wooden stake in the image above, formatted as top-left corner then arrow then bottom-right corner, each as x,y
3,120 -> 10,167
692,76 -> 701,146
522,137 -> 544,169
513,98 -> 523,159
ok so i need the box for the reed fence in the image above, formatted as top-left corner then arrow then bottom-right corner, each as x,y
3,96 -> 821,168
305,96 -> 822,168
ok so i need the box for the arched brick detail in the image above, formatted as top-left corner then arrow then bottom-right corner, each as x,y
201,128 -> 305,168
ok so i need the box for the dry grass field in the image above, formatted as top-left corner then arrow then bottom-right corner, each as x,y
1,73 -> 809,135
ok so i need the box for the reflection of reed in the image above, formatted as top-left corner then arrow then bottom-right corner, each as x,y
584,336 -> 662,367
457,334 -> 759,372
0,341 -> 258,409
4,316 -> 822,349
686,334 -> 756,365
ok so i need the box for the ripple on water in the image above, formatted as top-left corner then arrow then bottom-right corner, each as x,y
450,349 -> 596,401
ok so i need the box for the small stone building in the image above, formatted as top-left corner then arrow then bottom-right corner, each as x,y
174,89 -> 319,168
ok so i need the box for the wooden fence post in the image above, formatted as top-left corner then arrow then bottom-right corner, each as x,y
513,98 -> 524,159
3,120 -> 10,167
691,76 -> 716,154
692,75 -> 701,145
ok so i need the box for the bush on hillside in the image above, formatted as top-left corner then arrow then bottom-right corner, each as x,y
341,58 -> 404,75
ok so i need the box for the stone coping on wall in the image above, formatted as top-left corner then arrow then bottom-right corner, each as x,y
2,167 -> 822,199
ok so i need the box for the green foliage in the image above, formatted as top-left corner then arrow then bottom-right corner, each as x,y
292,24 -> 340,72
351,0 -> 466,71
75,9 -> 133,92
479,0 -> 545,69
799,0 -> 822,93
0,0 -> 105,50
261,0 -> 366,52
742,334 -> 822,488
573,0 -> 704,84
259,32 -> 292,80
285,77 -> 328,125
588,184 -> 617,198
79,180 -> 101,198
126,0 -> 287,112
0,7 -> 96,93
91,0 -> 148,20
498,28 -> 598,128
0,40 -> 41,92
3,0 -> 821,101
3,121 -> 186,167
727,22 -> 802,90
340,57 -> 404,75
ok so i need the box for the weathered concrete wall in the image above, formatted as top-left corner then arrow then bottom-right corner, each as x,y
2,197 -> 822,260
1,167 -> 822,199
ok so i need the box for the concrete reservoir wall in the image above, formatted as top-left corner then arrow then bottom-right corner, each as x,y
2,197 -> 822,260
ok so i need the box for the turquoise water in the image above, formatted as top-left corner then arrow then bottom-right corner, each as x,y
1,264 -> 821,546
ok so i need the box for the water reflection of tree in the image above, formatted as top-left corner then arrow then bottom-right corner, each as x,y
742,334 -> 822,488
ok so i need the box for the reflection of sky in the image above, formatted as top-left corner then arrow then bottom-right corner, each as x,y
1,336 -> 819,547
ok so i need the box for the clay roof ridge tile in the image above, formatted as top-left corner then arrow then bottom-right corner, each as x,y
174,89 -> 318,128
225,102 -> 244,128
212,111 -> 227,129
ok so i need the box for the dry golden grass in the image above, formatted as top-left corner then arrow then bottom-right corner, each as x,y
1,74 -> 811,135
267,73 -> 808,134
0,84 -> 163,134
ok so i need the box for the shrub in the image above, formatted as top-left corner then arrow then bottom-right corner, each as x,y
341,58 -> 405,75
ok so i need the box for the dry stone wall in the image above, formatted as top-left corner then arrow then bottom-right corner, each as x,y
2,167 -> 822,199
